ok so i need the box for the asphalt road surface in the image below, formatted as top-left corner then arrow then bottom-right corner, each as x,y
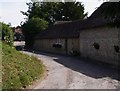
22,51 -> 120,89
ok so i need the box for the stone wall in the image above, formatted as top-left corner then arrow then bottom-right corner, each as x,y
80,27 -> 120,66
67,38 -> 80,54
34,38 -> 79,55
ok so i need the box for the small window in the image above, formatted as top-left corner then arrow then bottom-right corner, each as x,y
114,45 -> 119,53
93,42 -> 100,50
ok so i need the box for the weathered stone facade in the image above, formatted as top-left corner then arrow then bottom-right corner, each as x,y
34,38 -> 79,55
80,27 -> 120,66
33,2 -> 120,66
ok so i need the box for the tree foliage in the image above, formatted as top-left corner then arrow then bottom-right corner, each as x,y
22,17 -> 48,47
21,1 -> 87,24
1,22 -> 13,46
21,0 -> 87,47
55,2 -> 87,21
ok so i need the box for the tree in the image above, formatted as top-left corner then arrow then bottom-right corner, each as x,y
21,0 -> 87,47
1,22 -> 13,46
55,2 -> 87,21
22,17 -> 48,48
21,0 -> 87,25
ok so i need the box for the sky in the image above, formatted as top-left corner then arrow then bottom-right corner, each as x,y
0,0 -> 104,27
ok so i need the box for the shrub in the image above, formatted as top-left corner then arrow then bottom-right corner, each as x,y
93,42 -> 100,50
1,22 -> 13,46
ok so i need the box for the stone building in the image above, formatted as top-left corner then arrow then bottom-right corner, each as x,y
79,19 -> 120,66
33,2 -> 120,66
34,21 -> 80,55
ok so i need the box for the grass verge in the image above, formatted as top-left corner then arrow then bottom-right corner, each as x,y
2,43 -> 44,89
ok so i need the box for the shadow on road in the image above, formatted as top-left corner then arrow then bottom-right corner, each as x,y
25,50 -> 120,81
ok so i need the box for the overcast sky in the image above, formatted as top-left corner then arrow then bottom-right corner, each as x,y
0,0 -> 104,27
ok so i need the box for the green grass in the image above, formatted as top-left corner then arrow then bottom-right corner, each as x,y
2,43 -> 44,89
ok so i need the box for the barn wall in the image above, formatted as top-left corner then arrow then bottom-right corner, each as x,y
80,27 -> 120,66
34,39 -> 66,54
67,38 -> 80,54
34,38 -> 79,55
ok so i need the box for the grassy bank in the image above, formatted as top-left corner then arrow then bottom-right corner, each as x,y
2,43 -> 44,89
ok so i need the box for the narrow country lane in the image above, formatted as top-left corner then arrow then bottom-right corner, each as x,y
22,51 -> 120,89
